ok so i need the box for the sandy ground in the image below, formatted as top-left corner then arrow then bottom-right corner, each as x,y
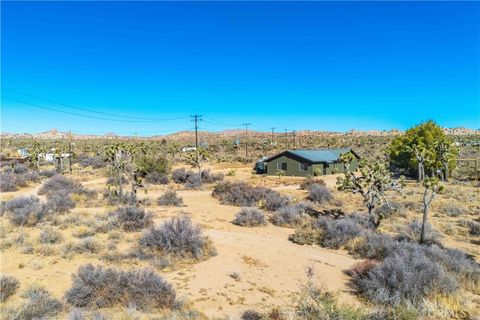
1,163 -> 479,319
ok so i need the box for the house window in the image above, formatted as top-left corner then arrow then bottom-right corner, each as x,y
299,163 -> 309,171
277,162 -> 287,171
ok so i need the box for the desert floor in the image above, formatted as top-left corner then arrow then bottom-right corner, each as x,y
1,163 -> 479,319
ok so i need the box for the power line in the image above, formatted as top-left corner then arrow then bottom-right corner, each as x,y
3,97 -> 187,123
2,87 -> 189,121
270,127 -> 276,145
191,114 -> 202,148
242,123 -> 251,158
203,115 -> 242,127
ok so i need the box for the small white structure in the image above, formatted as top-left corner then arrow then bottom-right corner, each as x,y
182,147 -> 197,152
18,149 -> 29,158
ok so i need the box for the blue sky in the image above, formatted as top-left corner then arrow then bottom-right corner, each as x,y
1,1 -> 479,135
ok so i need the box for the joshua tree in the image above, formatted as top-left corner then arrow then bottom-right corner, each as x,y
185,148 -> 210,175
105,143 -> 145,205
29,141 -> 43,170
420,177 -> 443,244
337,159 -> 404,228
435,141 -> 453,181
339,151 -> 355,172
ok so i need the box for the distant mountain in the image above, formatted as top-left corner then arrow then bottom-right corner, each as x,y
1,127 -> 479,140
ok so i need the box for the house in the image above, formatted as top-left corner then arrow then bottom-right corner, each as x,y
262,148 -> 360,176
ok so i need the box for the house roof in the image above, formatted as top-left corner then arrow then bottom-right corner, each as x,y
264,148 -> 359,163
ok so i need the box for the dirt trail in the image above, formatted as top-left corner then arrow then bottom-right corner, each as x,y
162,189 -> 359,317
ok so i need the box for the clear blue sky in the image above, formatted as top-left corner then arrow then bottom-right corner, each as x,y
1,1 -> 479,135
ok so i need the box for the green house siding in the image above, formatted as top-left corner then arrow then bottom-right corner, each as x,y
265,154 -> 359,177
266,155 -> 313,177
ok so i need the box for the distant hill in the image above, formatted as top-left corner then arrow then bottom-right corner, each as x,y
1,127 -> 479,141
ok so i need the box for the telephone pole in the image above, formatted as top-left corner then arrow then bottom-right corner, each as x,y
191,114 -> 202,148
292,130 -> 296,148
68,130 -> 73,174
243,123 -> 251,158
270,127 -> 276,145
284,129 -> 289,149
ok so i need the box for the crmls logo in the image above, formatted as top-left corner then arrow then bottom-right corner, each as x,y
426,309 -> 470,319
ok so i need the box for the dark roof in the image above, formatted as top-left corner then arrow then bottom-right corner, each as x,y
264,148 -> 359,163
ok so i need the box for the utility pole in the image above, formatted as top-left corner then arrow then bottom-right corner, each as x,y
270,127 -> 276,145
284,129 -> 289,149
191,114 -> 202,148
292,130 -> 296,148
242,123 -> 251,158
68,130 -> 73,174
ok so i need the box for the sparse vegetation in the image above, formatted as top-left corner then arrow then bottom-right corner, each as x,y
352,247 -> 457,307
271,202 -> 313,227
111,206 -> 153,231
307,184 -> 332,204
11,286 -> 62,319
46,190 -> 76,214
157,190 -> 184,207
65,264 -> 176,310
0,275 -> 20,302
233,208 -> 267,227
140,216 -> 216,261
2,196 -> 47,226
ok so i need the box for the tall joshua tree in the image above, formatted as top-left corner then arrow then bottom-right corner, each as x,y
337,158 -> 404,228
420,177 -> 443,244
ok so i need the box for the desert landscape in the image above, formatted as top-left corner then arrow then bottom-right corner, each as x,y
0,125 -> 479,319
2,1 -> 479,319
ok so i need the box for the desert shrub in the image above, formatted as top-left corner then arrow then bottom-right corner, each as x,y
289,228 -> 319,245
157,190 -> 183,207
299,176 -> 325,190
62,237 -> 103,256
185,173 -> 202,189
201,169 -> 224,183
271,202 -> 314,227
262,192 -> 291,211
111,206 -> 152,231
350,233 -> 399,260
353,247 -> 458,307
307,184 -> 332,204
0,275 -> 19,302
145,171 -> 169,184
213,181 -> 263,207
13,164 -> 29,174
2,196 -> 47,226
39,169 -> 56,178
295,281 -> 366,320
38,174 -> 81,195
65,264 -> 176,310
241,310 -> 263,320
233,208 -> 267,227
171,168 -> 190,184
397,219 -> 442,245
76,155 -> 105,169
440,203 -> 466,217
22,171 -> 40,183
39,227 -> 63,244
46,190 -> 76,214
69,308 -> 86,320
314,217 -> 365,249
135,155 -> 170,178
466,221 -> 480,236
0,172 -> 18,192
15,286 -> 62,319
423,245 -> 480,288
345,259 -> 379,279
374,202 -> 407,218
140,216 -> 215,260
